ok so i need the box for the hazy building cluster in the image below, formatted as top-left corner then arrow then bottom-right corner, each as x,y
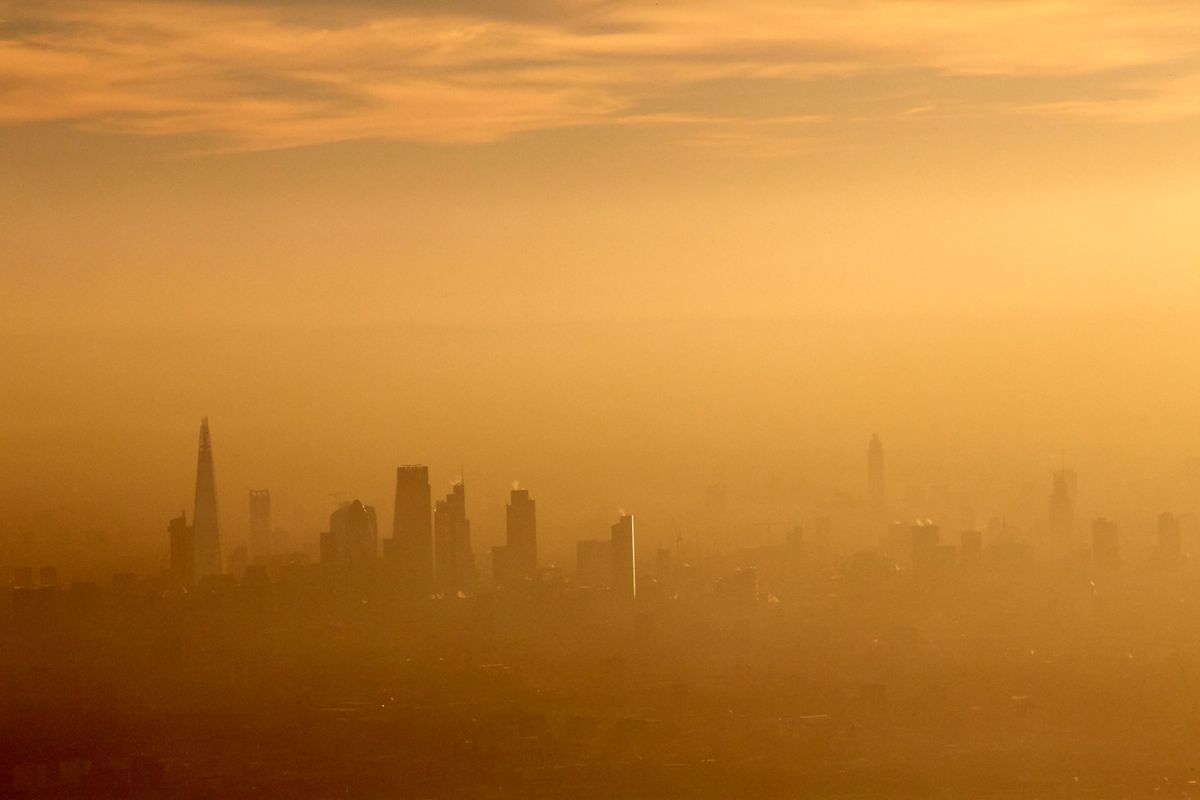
10,420 -> 1200,798
166,420 -> 638,602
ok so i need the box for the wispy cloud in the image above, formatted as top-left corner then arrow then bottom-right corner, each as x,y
2,0 -> 1199,153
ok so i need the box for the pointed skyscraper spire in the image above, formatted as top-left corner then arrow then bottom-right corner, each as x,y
192,417 -> 222,581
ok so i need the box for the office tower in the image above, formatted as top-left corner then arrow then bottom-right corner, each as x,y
192,418 -> 222,580
1049,467 -> 1077,551
506,487 -> 537,577
1092,517 -> 1120,566
1157,512 -> 1182,562
320,499 -> 378,563
168,512 -> 194,584
576,539 -> 612,589
493,485 -> 537,589
611,514 -> 636,600
868,434 -> 885,510
248,490 -> 271,561
434,481 -> 475,594
388,466 -> 433,595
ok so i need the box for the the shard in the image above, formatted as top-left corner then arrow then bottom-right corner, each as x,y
192,417 -> 222,580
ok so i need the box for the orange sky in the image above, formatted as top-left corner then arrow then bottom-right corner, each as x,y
2,1 -> 1200,570
3,0 -> 1200,328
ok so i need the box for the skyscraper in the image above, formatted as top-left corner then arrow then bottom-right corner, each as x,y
434,480 -> 475,595
389,465 -> 433,596
493,486 -> 537,589
611,514 -> 636,600
320,499 -> 378,563
248,489 -> 271,561
868,434 -> 885,510
192,417 -> 222,580
506,486 -> 537,576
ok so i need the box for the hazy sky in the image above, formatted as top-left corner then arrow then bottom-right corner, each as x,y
3,1 -> 1200,567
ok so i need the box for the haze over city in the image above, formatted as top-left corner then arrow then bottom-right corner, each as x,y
4,1 -> 1200,797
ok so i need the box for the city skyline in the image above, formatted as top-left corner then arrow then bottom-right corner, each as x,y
3,2 -> 1199,795
133,420 -> 1200,594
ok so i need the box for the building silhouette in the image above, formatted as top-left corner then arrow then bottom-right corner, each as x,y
192,417 -> 222,580
168,511 -> 193,584
494,486 -> 537,588
248,489 -> 271,561
611,514 -> 636,600
434,480 -> 475,595
320,500 -> 378,564
868,434 -> 885,510
387,466 -> 433,596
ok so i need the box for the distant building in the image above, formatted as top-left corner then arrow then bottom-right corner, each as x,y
506,487 -> 537,576
434,481 -> 475,594
611,514 -> 636,600
1092,517 -> 1120,567
494,487 -> 537,589
389,465 -> 433,596
168,512 -> 194,584
868,434 -> 885,510
320,500 -> 378,564
192,417 -> 222,580
248,489 -> 271,561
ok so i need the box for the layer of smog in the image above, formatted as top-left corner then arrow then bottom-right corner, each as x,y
5,1 -> 1200,797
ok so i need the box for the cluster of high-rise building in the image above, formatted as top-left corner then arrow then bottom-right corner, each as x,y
167,420 -> 639,598
162,420 -> 1197,603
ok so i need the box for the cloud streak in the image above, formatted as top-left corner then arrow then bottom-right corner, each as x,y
2,0 -> 1200,153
